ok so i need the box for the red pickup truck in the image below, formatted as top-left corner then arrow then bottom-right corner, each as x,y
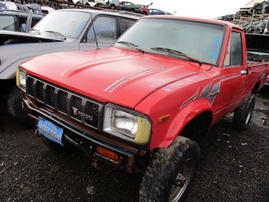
16,15 -> 269,201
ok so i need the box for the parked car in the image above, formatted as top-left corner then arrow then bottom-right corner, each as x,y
117,1 -> 141,13
237,7 -> 253,17
137,4 -> 150,15
99,0 -> 120,9
0,1 -> 17,10
0,9 -> 140,125
40,6 -> 55,14
253,2 -> 265,14
148,8 -> 173,15
0,2 -> 43,32
0,1 -> 44,32
86,0 -> 106,7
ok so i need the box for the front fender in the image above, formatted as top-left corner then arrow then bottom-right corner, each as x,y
152,98 -> 213,148
0,57 -> 32,80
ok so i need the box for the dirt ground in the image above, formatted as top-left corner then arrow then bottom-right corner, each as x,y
0,87 -> 268,202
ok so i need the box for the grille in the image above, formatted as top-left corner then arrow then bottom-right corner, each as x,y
26,76 -> 102,129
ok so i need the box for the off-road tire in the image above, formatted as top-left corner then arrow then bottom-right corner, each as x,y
139,136 -> 200,202
7,86 -> 35,127
233,94 -> 255,131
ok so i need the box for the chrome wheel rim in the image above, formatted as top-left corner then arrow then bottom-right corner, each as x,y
169,158 -> 193,202
246,103 -> 254,125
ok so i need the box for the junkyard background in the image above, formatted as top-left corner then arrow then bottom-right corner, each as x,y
219,1 -> 269,34
0,87 -> 268,202
0,0 -> 269,201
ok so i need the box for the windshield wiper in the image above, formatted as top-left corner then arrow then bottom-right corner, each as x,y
30,28 -> 40,35
151,47 -> 202,66
117,41 -> 144,53
45,30 -> 66,39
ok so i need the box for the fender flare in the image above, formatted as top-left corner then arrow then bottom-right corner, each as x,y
154,99 -> 213,148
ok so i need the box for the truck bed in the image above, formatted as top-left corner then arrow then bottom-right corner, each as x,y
247,51 -> 269,63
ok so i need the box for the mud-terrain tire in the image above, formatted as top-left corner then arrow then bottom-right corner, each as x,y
233,94 -> 255,131
139,136 -> 200,202
7,86 -> 35,127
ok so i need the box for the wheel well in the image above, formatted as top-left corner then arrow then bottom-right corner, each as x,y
252,81 -> 260,94
0,78 -> 16,97
180,111 -> 212,139
133,111 -> 212,174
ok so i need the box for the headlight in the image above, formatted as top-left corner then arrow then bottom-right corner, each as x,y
113,110 -> 138,137
103,104 -> 151,145
16,69 -> 26,90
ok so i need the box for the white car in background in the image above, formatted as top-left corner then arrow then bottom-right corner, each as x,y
0,8 -> 140,126
86,0 -> 106,7
41,6 -> 54,14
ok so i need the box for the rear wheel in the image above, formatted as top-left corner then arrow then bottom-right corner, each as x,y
233,94 -> 255,130
139,136 -> 200,202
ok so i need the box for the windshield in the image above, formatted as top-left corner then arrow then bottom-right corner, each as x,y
115,18 -> 225,65
32,11 -> 91,39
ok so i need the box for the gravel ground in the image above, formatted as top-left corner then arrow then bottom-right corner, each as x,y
0,88 -> 268,202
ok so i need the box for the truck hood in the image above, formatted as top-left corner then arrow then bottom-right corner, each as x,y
22,47 -> 204,108
0,30 -> 64,45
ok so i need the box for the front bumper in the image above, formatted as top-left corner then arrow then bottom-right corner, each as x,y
22,93 -> 141,173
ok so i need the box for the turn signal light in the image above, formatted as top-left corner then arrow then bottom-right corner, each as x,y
96,146 -> 121,164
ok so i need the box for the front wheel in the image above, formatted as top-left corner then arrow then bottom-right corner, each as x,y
139,136 -> 200,202
233,94 -> 255,130
7,86 -> 35,127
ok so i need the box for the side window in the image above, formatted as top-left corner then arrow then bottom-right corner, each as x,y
0,16 -> 18,31
230,32 -> 242,66
17,16 -> 27,32
224,32 -> 242,67
86,16 -> 116,44
119,17 -> 136,35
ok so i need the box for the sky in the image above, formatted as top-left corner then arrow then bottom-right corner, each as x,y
132,0 -> 253,19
